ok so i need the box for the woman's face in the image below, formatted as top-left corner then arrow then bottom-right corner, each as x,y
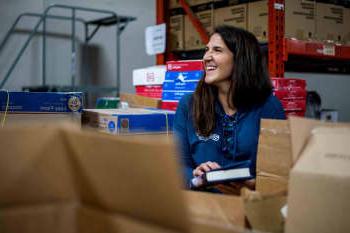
203,33 -> 234,87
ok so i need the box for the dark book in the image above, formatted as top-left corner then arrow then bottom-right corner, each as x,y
202,161 -> 253,186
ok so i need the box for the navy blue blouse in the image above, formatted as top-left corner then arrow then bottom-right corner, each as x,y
173,93 -> 286,189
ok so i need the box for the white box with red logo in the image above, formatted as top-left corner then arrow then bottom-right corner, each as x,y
132,65 -> 166,99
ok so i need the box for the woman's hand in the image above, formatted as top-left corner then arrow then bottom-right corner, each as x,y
215,179 -> 256,195
192,161 -> 221,177
191,161 -> 221,188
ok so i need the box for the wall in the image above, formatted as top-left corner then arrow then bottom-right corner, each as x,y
0,0 -> 43,89
0,0 -> 155,97
286,72 -> 350,122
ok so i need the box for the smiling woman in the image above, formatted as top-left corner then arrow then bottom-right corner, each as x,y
173,25 -> 286,194
202,33 -> 234,87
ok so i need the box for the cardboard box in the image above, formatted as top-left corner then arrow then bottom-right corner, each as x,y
316,2 -> 346,42
0,91 -> 83,113
0,112 -> 81,128
81,108 -> 175,134
169,8 -> 186,51
169,0 -> 181,9
183,191 -> 245,230
285,0 -> 316,40
185,2 -> 214,50
345,7 -> 350,44
120,92 -> 162,108
243,189 -> 286,233
248,0 -> 268,42
215,2 -> 248,30
286,117 -> 350,233
0,125 -> 248,233
256,119 -> 292,194
0,125 -> 187,233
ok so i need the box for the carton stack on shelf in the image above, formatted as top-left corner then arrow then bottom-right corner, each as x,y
168,0 -> 350,51
185,0 -> 214,50
316,0 -> 348,44
271,78 -> 307,117
161,60 -> 203,110
215,0 -> 248,31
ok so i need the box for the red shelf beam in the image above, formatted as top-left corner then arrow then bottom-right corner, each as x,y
178,0 -> 209,45
284,38 -> 350,60
156,0 -> 166,65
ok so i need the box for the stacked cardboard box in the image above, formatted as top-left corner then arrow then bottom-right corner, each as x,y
215,0 -> 248,30
169,7 -> 186,51
0,124 -> 247,233
316,1 -> 347,43
132,65 -> 166,99
247,0 -> 316,41
256,119 -> 292,194
120,92 -> 162,109
161,60 -> 203,110
168,0 -> 350,53
345,5 -> 350,44
185,0 -> 215,50
285,0 -> 316,40
248,0 -> 268,42
256,117 -> 350,233
285,117 -> 350,233
3,115 -> 349,232
271,78 -> 307,117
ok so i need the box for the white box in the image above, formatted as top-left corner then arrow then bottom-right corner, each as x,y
132,66 -> 166,86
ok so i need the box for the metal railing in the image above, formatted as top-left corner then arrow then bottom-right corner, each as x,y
0,4 -> 136,98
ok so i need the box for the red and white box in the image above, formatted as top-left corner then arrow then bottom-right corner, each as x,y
271,77 -> 306,90
281,99 -> 306,112
161,101 -> 179,111
273,89 -> 307,100
135,85 -> 163,99
166,60 -> 204,72
133,65 -> 166,99
133,65 -> 166,86
285,110 -> 306,117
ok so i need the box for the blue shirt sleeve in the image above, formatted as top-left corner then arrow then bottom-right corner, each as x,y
173,94 -> 196,189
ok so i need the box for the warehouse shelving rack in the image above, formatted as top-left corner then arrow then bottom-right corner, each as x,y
0,4 -> 136,98
156,0 -> 350,75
